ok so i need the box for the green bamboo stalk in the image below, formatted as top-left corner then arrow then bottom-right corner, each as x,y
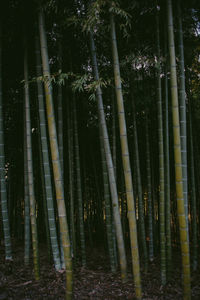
58,42 -> 64,175
38,9 -> 72,299
67,101 -> 76,260
89,31 -> 127,282
111,94 -> 118,267
0,25 -> 12,261
0,24 -> 12,260
167,1 -> 191,298
91,147 -> 103,236
24,108 -> 30,265
99,122 -> 116,272
164,56 -> 172,276
57,42 -> 65,270
112,92 -> 117,178
37,110 -> 51,260
24,44 -> 39,280
145,113 -> 154,261
156,10 -> 166,285
188,104 -> 197,271
132,97 -> 148,270
177,0 -> 188,234
35,35 -> 61,271
73,97 -> 86,267
110,13 -> 142,299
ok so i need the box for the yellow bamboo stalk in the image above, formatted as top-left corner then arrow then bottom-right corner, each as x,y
167,1 -> 191,299
38,9 -> 72,299
110,13 -> 142,300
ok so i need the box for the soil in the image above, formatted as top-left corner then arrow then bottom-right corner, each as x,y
0,242 -> 200,299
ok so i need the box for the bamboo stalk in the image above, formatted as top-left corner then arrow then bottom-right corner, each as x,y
167,1 -> 191,298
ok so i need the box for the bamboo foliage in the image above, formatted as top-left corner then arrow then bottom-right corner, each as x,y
24,44 -> 40,280
35,35 -> 61,271
110,13 -> 142,299
167,0 -> 191,298
38,9 -> 72,299
0,24 -> 12,261
89,31 -> 127,282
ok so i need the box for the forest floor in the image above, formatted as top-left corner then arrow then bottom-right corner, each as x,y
0,241 -> 200,299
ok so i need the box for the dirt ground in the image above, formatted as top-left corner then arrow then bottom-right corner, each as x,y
0,242 -> 200,299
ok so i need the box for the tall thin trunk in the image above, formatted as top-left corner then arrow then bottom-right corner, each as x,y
177,0 -> 188,234
146,113 -> 154,261
164,55 -> 172,277
132,97 -> 148,270
89,31 -> 127,282
156,11 -> 166,285
35,35 -> 61,271
67,100 -> 76,260
188,104 -> 197,271
37,113 -> 51,260
99,125 -> 116,272
112,92 -> 117,178
38,9 -> 72,299
167,0 -> 191,298
111,93 -> 118,266
58,48 -> 64,171
0,24 -> 12,261
57,42 -> 65,269
110,14 -> 142,299
24,108 -> 30,265
73,97 -> 86,267
24,44 -> 40,280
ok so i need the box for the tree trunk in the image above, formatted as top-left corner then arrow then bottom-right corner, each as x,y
177,0 -> 188,235
156,10 -> 166,285
24,43 -> 40,280
0,23 -> 12,261
110,13 -> 142,299
167,1 -> 191,298
89,31 -> 127,282
73,96 -> 86,267
38,8 -> 72,299
35,35 -> 61,271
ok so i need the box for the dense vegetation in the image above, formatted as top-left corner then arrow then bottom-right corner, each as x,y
0,0 -> 199,299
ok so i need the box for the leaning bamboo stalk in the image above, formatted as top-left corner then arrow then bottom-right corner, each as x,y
38,9 -> 72,299
89,31 -> 127,282
99,116 -> 116,272
110,13 -> 142,299
35,35 -> 61,271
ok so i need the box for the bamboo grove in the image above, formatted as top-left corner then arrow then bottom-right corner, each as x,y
0,0 -> 199,299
